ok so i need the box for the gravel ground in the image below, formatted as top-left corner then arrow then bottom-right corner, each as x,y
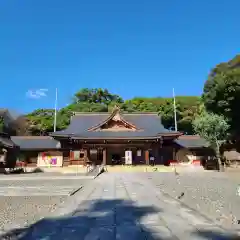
0,172 -> 85,177
142,172 -> 240,230
0,196 -> 67,230
0,178 -> 89,231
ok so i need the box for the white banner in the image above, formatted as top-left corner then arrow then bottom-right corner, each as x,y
125,151 -> 132,165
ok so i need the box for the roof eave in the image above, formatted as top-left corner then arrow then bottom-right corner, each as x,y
19,147 -> 62,151
188,145 -> 210,149
176,142 -> 210,149
50,133 -> 73,138
71,136 -> 162,140
51,132 -> 182,140
158,132 -> 183,138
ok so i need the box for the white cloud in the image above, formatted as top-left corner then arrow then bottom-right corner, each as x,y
26,89 -> 48,99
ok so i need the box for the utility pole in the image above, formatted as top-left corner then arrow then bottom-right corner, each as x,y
173,88 -> 178,131
53,88 -> 58,132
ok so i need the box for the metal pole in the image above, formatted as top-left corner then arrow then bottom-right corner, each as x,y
173,88 -> 178,131
54,88 -> 58,132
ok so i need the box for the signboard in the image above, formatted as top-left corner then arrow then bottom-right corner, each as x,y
125,151 -> 132,165
90,149 -> 97,154
150,156 -> 154,161
37,152 -> 63,167
74,151 -> 80,159
137,150 -> 141,157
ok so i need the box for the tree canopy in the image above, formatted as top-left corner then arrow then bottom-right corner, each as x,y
2,54 -> 240,137
193,111 -> 229,170
202,55 -> 240,136
0,114 -> 29,136
0,88 -> 200,136
193,112 -> 229,146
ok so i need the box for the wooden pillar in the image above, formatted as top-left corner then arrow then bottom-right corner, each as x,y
84,149 -> 88,164
145,150 -> 149,165
70,150 -> 74,163
173,147 -> 176,160
103,148 -> 107,165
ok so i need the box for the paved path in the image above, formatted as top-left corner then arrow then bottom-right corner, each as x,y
2,173 -> 240,239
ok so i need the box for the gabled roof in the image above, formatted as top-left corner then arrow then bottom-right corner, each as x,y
88,107 -> 140,131
51,109 -> 181,139
0,108 -> 18,125
175,135 -> 210,148
11,136 -> 61,150
0,133 -> 18,148
0,137 -> 17,148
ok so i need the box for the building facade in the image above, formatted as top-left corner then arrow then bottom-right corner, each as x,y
8,108 -> 214,168
51,107 -> 182,166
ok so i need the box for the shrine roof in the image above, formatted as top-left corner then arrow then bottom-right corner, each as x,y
0,135 -> 17,148
175,135 -> 210,148
51,110 -> 181,139
11,136 -> 60,150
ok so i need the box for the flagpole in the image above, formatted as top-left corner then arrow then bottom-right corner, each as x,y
173,88 -> 178,131
53,88 -> 58,132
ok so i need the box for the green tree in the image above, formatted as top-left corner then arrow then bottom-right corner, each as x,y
65,102 -> 108,113
0,114 -> 29,136
123,96 -> 200,133
24,88 -> 124,134
73,88 -> 123,106
0,117 -> 4,132
26,109 -> 69,135
202,55 -> 240,136
193,112 -> 229,171
26,109 -> 55,135
9,116 -> 30,136
24,88 -> 201,135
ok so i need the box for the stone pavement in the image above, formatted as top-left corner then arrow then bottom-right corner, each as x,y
1,173 -> 240,239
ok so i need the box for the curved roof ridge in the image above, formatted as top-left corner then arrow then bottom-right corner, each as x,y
73,112 -> 160,115
87,108 -> 140,131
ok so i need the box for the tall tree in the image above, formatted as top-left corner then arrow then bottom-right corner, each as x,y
202,55 -> 240,137
22,88 -> 201,135
0,114 -> 29,136
73,88 -> 123,106
193,112 -> 229,171
0,117 -> 4,132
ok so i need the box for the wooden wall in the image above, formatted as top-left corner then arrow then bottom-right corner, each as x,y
17,150 -> 69,167
15,140 -> 176,167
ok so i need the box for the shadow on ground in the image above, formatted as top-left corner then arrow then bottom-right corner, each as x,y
0,199 -> 239,240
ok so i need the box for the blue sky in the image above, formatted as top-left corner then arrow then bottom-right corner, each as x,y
0,0 -> 239,113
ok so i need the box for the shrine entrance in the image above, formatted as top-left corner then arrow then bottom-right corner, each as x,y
89,148 -> 104,165
111,153 -> 122,165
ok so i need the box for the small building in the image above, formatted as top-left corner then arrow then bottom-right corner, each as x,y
11,136 -> 64,167
51,107 -> 183,166
173,135 -> 215,166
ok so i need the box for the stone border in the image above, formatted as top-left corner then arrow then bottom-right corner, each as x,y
93,166 -> 105,179
68,186 -> 83,196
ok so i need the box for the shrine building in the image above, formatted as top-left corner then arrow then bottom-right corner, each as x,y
1,107 -> 213,168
